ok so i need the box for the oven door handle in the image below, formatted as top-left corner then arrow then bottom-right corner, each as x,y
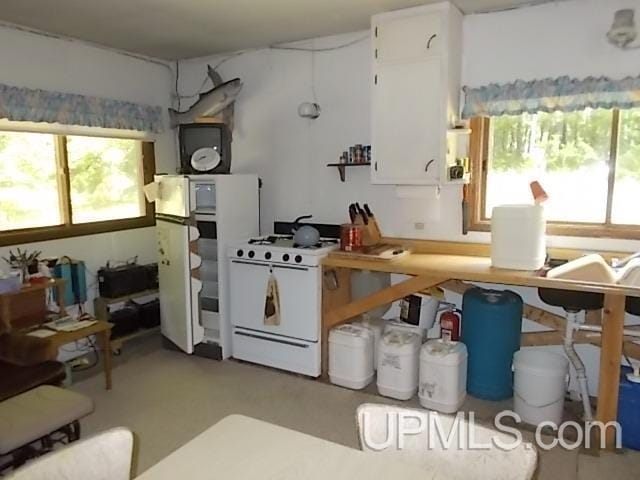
273,264 -> 309,272
234,330 -> 310,348
231,259 -> 269,267
231,260 -> 310,272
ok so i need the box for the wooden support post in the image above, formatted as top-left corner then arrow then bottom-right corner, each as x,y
595,293 -> 626,449
321,267 -> 352,377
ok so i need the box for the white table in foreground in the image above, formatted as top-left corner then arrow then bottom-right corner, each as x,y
137,414 -> 431,480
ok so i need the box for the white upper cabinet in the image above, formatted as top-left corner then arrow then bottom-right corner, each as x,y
376,12 -> 442,62
371,2 -> 462,185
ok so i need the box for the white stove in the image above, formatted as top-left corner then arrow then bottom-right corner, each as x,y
229,235 -> 339,267
227,234 -> 338,377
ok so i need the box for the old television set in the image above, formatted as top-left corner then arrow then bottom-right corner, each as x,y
178,123 -> 232,174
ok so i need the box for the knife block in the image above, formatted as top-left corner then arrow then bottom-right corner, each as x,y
355,217 -> 382,247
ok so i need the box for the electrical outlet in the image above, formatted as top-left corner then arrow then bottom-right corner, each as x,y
414,222 -> 425,230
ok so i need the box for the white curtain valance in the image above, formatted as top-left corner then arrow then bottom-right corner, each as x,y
0,83 -> 164,133
462,75 -> 640,118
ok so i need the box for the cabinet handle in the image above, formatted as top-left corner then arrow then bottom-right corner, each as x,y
374,162 -> 378,171
427,34 -> 437,49
425,159 -> 435,172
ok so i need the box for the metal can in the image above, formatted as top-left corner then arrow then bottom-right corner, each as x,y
348,146 -> 356,164
340,224 -> 363,252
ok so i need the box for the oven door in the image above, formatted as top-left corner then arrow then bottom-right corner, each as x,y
229,259 -> 320,342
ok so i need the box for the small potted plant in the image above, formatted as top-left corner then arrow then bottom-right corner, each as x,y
2,248 -> 42,284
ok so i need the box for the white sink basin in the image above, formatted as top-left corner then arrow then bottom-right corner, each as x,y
547,254 -> 617,284
618,258 -> 640,287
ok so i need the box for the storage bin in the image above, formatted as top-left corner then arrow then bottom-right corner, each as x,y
513,349 -> 568,426
377,330 -> 422,400
354,317 -> 385,370
618,366 -> 640,450
399,294 -> 439,330
419,340 -> 468,413
462,287 -> 523,400
329,324 -> 374,389
491,204 -> 546,270
109,306 -> 140,339
131,298 -> 160,329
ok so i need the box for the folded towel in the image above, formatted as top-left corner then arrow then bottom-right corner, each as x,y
264,273 -> 281,326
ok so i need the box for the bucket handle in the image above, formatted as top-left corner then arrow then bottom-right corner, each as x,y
514,390 -> 566,409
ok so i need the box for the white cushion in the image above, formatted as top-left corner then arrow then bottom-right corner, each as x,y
7,427 -> 133,480
0,386 -> 93,454
356,403 -> 537,480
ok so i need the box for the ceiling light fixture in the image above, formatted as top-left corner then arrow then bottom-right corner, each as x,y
607,9 -> 639,49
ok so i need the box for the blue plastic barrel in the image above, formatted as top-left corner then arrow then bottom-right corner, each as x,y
618,366 -> 640,450
461,287 -> 523,400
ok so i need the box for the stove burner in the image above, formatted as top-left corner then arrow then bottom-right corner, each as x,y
246,236 -> 338,250
248,235 -> 294,245
293,239 -> 339,249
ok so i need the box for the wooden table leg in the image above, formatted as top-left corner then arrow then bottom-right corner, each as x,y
595,293 -> 625,449
99,329 -> 113,390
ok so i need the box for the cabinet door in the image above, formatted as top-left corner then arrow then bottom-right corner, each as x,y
374,12 -> 442,64
372,57 -> 443,185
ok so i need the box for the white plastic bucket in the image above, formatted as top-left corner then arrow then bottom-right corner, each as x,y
513,349 -> 569,426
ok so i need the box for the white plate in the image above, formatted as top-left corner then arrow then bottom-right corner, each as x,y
191,147 -> 221,171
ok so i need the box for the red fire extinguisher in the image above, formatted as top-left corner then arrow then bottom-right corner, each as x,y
440,308 -> 462,342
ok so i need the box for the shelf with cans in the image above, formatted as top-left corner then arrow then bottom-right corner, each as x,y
327,144 -> 372,182
445,128 -> 472,184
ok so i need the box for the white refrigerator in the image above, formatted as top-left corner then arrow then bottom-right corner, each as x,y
154,174 -> 259,358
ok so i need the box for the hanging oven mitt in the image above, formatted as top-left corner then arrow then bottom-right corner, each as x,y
264,272 -> 281,326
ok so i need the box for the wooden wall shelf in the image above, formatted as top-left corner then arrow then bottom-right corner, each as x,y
326,163 -> 371,182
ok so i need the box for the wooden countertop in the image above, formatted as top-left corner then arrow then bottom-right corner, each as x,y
323,251 -> 640,297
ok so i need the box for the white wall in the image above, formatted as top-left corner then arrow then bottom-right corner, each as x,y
178,0 -> 640,394
179,34 -> 397,235
0,25 -> 178,314
179,0 -> 640,252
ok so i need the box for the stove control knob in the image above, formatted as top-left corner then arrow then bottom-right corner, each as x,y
265,252 -> 272,260
248,250 -> 255,259
236,249 -> 244,257
282,254 -> 290,262
295,255 -> 303,264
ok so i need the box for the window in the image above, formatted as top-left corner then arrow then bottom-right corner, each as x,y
0,130 -> 155,246
468,108 -> 640,238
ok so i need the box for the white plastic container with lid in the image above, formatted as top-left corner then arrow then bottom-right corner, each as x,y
353,317 -> 385,370
384,319 -> 428,341
513,349 -> 569,426
491,204 -> 546,270
377,330 -> 422,400
419,339 -> 468,413
329,324 -> 374,389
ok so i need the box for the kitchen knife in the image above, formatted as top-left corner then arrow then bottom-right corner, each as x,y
348,204 -> 357,223
355,203 -> 369,225
363,203 -> 383,242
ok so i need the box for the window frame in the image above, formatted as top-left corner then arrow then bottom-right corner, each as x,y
467,111 -> 640,240
0,135 -> 156,247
